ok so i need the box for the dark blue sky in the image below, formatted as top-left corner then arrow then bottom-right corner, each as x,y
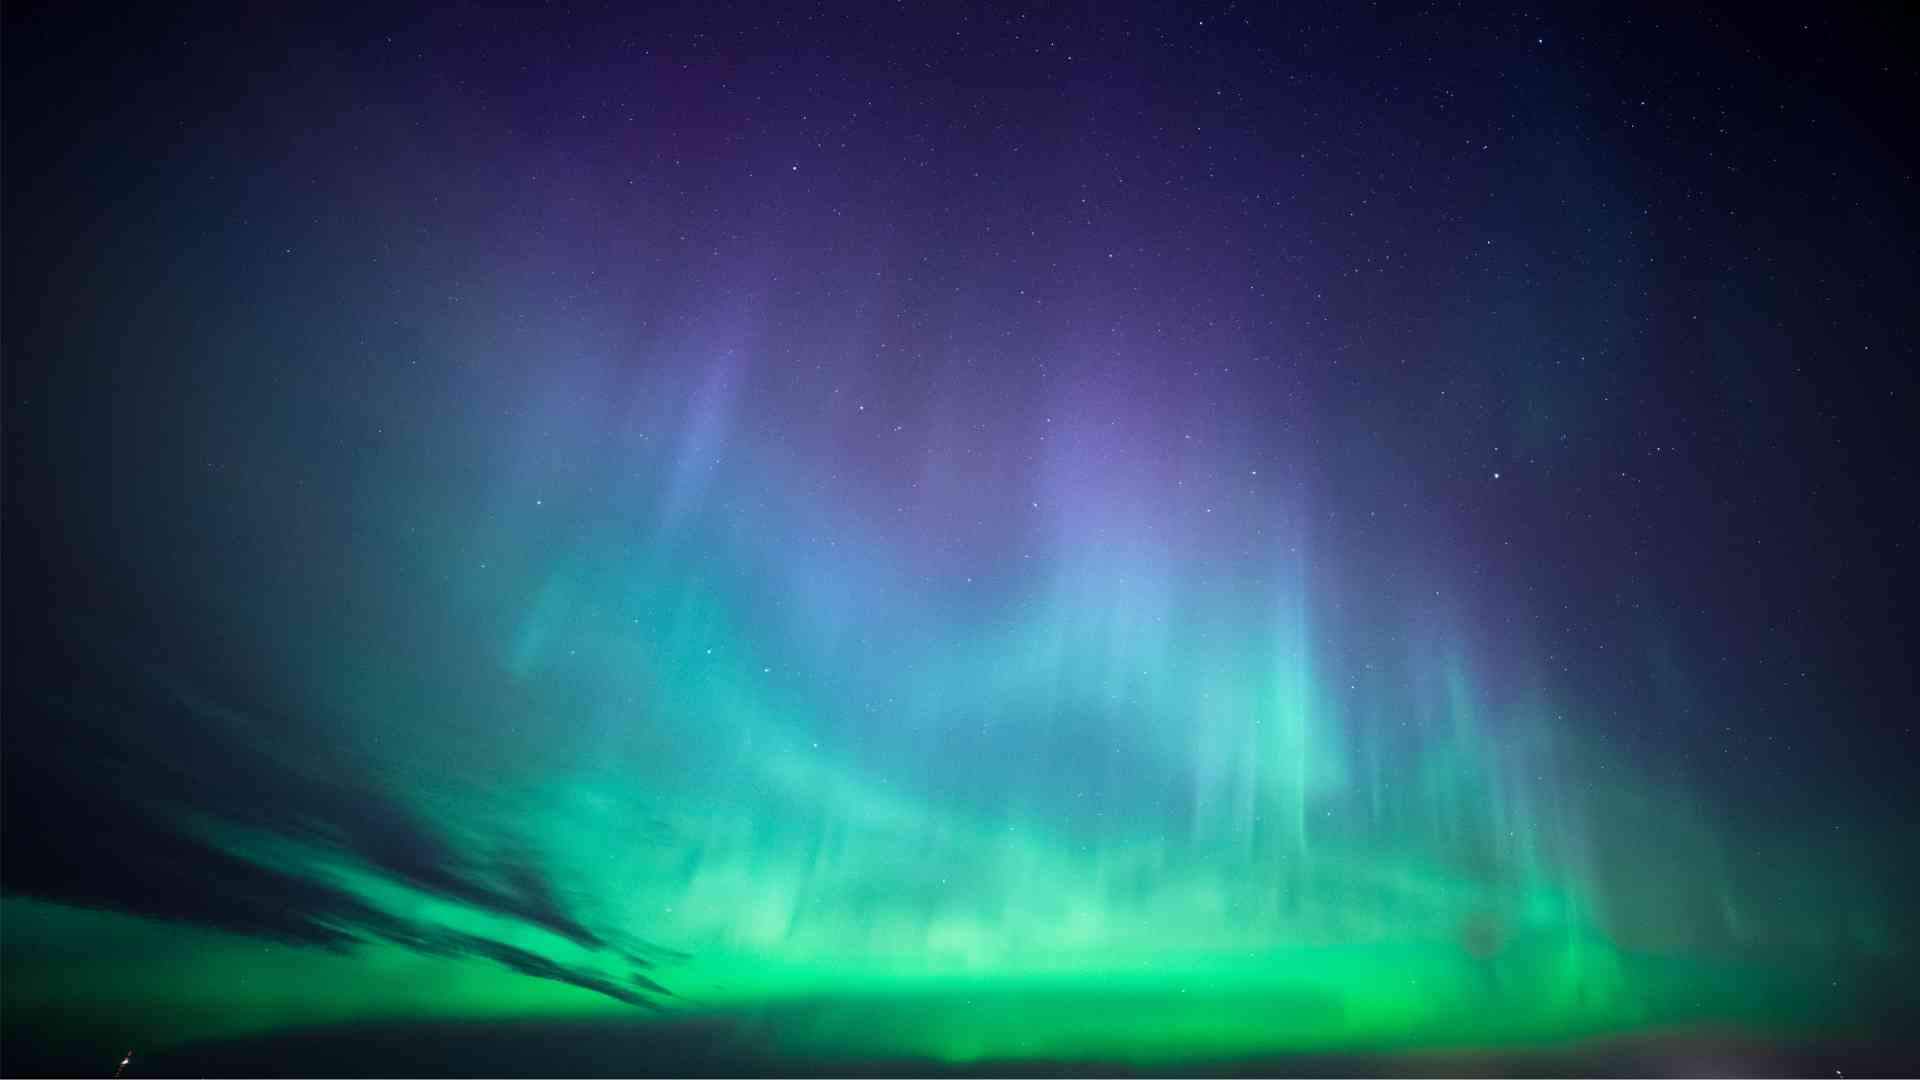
5,1 -> 1918,1073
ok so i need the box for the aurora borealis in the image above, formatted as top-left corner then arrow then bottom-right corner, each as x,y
5,3 -> 1918,1075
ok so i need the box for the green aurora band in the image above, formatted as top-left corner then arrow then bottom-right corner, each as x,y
4,431 -> 1906,1067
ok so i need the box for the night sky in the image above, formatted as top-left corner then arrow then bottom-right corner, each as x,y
5,2 -> 1918,1076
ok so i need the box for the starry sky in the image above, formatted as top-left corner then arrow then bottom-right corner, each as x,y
5,2 -> 1918,1075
